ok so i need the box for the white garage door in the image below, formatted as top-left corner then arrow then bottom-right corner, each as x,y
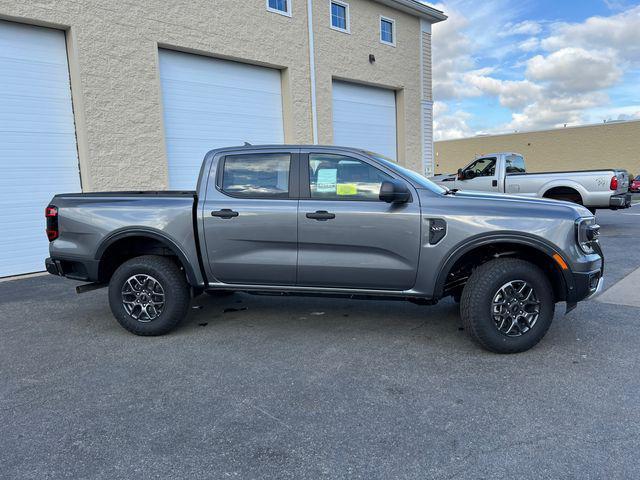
0,21 -> 81,278
158,50 -> 285,189
332,81 -> 397,160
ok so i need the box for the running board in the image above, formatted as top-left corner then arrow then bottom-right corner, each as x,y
76,282 -> 106,294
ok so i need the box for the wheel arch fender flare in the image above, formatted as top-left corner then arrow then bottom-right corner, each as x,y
94,227 -> 199,285
538,179 -> 588,201
433,232 -> 574,299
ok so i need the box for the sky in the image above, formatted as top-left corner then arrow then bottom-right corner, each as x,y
426,0 -> 640,140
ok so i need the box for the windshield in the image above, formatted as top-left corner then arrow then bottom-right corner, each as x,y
366,152 -> 447,194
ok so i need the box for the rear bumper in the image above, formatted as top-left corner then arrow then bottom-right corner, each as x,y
45,257 -> 62,276
45,257 -> 99,281
609,193 -> 632,209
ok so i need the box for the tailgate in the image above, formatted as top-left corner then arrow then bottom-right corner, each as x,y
615,171 -> 630,194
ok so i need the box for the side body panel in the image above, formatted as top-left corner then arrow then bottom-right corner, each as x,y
296,149 -> 422,290
297,200 -> 421,290
199,149 -> 299,285
505,170 -> 621,207
49,193 -> 204,285
411,189 -> 602,297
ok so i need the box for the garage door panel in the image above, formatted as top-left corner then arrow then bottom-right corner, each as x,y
332,81 -> 397,160
159,49 -> 284,190
0,21 -> 81,277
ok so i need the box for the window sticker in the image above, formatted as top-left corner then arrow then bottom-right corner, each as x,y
316,168 -> 337,193
336,183 -> 357,195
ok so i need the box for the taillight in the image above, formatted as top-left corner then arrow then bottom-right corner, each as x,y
45,205 -> 58,241
610,176 -> 618,190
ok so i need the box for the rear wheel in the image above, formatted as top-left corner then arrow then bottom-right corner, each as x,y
460,258 -> 555,353
108,255 -> 190,336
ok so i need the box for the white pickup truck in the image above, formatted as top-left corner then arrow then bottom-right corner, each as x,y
431,152 -> 631,212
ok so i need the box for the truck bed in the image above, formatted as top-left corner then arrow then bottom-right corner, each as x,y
48,190 -> 203,285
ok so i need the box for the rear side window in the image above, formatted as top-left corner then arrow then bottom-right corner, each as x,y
221,153 -> 290,198
308,153 -> 392,201
505,155 -> 526,174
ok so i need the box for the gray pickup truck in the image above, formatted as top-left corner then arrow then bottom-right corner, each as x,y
46,145 -> 604,353
431,152 -> 631,213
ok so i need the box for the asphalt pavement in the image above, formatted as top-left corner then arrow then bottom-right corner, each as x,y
1,204 -> 639,479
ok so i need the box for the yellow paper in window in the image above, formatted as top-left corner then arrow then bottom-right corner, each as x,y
336,183 -> 357,195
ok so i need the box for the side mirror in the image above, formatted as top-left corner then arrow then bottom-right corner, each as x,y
457,168 -> 464,180
379,180 -> 410,204
465,170 -> 477,179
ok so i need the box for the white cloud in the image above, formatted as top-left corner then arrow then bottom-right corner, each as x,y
541,6 -> 640,63
518,37 -> 540,52
433,101 -> 474,140
431,0 -> 525,100
502,20 -> 542,36
431,5 -> 477,100
431,2 -> 639,138
464,74 -> 543,109
526,47 -> 622,93
506,93 -> 610,131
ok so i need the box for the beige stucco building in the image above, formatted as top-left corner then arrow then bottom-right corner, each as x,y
434,120 -> 640,176
0,0 -> 446,277
0,0 -> 445,191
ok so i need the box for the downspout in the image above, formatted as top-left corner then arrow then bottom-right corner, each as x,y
306,0 -> 319,144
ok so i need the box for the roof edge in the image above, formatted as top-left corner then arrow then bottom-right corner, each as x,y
435,118 -> 640,143
374,0 -> 447,22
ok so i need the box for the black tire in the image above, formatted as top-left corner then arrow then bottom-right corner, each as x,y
108,255 -> 190,336
205,290 -> 234,298
460,258 -> 555,353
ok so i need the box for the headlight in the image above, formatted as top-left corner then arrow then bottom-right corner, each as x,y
576,217 -> 600,254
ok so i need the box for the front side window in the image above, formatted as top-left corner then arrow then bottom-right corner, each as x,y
267,0 -> 291,16
505,155 -> 526,174
309,154 -> 392,201
330,1 -> 350,32
221,153 -> 290,198
464,157 -> 496,177
380,17 -> 395,45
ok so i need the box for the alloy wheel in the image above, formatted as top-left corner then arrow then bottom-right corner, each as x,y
491,280 -> 541,337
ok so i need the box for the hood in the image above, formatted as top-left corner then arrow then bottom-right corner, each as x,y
452,190 -> 592,218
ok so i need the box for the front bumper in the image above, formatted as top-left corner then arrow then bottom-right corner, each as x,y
566,242 -> 604,304
585,275 -> 604,300
568,269 -> 603,303
610,192 -> 632,209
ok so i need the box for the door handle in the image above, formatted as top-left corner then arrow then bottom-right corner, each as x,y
211,209 -> 239,219
306,210 -> 335,221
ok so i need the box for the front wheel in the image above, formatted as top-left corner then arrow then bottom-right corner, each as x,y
460,258 -> 555,353
108,255 -> 191,336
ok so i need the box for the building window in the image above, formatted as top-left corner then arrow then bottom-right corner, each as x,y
330,1 -> 350,33
267,0 -> 291,17
380,16 -> 395,46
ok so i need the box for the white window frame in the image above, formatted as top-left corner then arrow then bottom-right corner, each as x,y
266,0 -> 292,17
379,15 -> 396,46
330,0 -> 351,34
